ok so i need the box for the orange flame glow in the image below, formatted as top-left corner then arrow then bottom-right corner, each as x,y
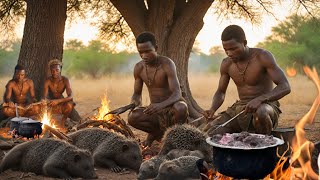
40,107 -> 57,129
286,67 -> 297,77
290,66 -> 320,180
93,93 -> 113,121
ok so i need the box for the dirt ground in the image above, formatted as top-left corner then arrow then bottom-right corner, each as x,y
0,74 -> 319,179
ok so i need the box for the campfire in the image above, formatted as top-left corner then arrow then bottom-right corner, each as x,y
73,93 -> 135,138
206,66 -> 320,180
40,107 -> 72,142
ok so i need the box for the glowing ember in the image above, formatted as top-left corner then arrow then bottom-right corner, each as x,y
93,93 -> 113,121
286,66 -> 297,77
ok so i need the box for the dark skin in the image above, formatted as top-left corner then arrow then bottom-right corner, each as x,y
2,69 -> 40,117
204,39 -> 291,134
42,64 -> 74,129
128,41 -> 188,147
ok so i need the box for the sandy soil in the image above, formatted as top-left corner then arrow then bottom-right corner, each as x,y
0,74 -> 319,179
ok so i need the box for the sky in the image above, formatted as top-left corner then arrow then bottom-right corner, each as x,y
15,2 -> 293,54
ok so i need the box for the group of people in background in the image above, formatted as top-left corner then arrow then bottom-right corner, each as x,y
1,59 -> 75,130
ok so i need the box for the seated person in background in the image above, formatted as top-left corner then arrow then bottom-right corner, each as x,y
2,64 -> 41,118
42,59 -> 75,130
128,32 -> 189,147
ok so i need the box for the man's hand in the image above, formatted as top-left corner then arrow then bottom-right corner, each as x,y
202,109 -> 215,119
245,98 -> 263,113
143,103 -> 164,115
8,102 -> 15,108
48,99 -> 60,106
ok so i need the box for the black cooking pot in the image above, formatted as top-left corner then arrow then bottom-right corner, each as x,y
18,119 -> 42,139
206,133 -> 284,179
10,117 -> 29,131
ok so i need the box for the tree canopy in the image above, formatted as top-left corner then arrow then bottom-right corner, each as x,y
257,15 -> 320,70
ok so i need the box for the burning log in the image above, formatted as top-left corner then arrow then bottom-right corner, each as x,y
43,124 -> 72,143
73,115 -> 135,138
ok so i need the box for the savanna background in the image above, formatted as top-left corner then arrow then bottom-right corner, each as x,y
0,0 -> 319,179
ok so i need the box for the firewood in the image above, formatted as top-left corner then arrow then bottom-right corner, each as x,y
103,122 -> 130,137
43,124 -> 72,143
74,120 -> 97,130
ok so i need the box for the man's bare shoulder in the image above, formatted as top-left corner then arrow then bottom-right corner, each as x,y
221,57 -> 232,69
6,79 -> 15,87
252,48 -> 276,65
159,56 -> 175,67
25,78 -> 34,85
134,61 -> 144,68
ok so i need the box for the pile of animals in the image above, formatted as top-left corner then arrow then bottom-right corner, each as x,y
0,124 -> 213,179
210,131 -> 277,148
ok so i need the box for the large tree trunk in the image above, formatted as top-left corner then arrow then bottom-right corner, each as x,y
111,0 -> 213,118
17,0 -> 82,121
18,0 -> 67,100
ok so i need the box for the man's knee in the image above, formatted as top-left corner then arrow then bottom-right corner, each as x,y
127,109 -> 142,127
173,101 -> 188,116
2,107 -> 15,117
63,102 -> 74,115
255,104 -> 274,122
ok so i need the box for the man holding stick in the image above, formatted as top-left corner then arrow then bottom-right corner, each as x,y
2,64 -> 41,118
203,25 -> 291,136
128,32 -> 189,147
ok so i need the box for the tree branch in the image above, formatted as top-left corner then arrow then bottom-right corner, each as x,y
110,0 -> 147,36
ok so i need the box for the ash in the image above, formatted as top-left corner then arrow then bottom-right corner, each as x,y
211,132 -> 277,148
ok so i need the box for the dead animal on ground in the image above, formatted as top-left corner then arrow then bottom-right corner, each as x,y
68,127 -> 142,172
0,138 -> 97,179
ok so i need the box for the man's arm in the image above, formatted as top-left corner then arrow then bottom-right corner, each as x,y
131,63 -> 143,107
246,50 -> 291,112
28,80 -> 38,103
42,79 -> 49,100
59,77 -> 73,103
206,59 -> 230,117
158,59 -> 181,107
4,82 -> 13,102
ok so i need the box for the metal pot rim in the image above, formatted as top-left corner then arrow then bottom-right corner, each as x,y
10,117 -> 30,122
206,133 -> 284,150
20,119 -> 42,124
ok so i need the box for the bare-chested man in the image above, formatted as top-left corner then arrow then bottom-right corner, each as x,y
2,64 -> 41,118
128,32 -> 188,147
203,25 -> 291,136
42,59 -> 75,129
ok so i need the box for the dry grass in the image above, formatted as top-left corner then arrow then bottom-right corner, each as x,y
0,73 -> 317,118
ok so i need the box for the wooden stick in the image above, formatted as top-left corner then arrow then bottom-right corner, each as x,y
43,124 -> 72,143
2,102 -> 43,110
74,119 -> 97,130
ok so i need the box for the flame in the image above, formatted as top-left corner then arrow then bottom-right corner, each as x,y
40,107 -> 57,129
290,66 -> 320,180
286,67 -> 297,77
93,93 -> 113,120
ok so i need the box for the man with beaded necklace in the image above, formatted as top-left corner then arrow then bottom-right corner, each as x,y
203,25 -> 291,136
2,64 -> 41,118
128,32 -> 189,147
